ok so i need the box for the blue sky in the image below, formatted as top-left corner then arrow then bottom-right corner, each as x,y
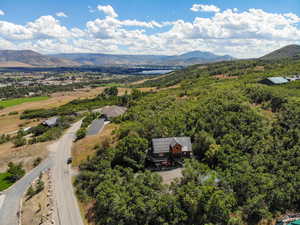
0,0 -> 299,57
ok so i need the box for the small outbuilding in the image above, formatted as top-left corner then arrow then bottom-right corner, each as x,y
42,117 -> 60,127
148,137 -> 193,168
261,77 -> 289,85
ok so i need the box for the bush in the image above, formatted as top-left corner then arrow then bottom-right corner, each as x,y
8,111 -> 18,115
6,162 -> 25,182
76,128 -> 86,140
13,137 -> 27,147
33,157 -> 42,167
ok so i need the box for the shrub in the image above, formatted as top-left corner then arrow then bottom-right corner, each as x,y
76,128 -> 86,140
33,157 -> 42,167
13,137 -> 26,147
6,162 -> 25,182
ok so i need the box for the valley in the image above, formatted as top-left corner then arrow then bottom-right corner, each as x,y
0,43 -> 299,225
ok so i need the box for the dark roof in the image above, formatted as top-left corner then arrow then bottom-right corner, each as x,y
152,137 -> 192,153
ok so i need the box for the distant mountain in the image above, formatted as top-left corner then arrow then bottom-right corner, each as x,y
261,45 -> 300,60
0,50 -> 80,67
52,51 -> 234,66
0,49 -> 234,67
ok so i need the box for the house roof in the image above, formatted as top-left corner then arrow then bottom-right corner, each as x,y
100,106 -> 127,118
266,77 -> 289,84
43,117 -> 59,126
152,137 -> 192,153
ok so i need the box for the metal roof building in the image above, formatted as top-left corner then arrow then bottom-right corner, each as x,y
152,137 -> 192,154
42,117 -> 59,127
263,77 -> 289,85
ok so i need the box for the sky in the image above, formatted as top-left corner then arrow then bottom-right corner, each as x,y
0,0 -> 299,58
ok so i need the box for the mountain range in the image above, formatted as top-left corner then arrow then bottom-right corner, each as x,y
0,44 -> 299,68
0,50 -> 80,67
0,50 -> 234,67
52,51 -> 234,67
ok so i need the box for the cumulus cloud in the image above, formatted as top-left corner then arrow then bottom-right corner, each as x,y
0,10 -> 5,16
56,12 -> 68,18
0,5 -> 299,58
97,5 -> 118,18
191,4 -> 220,13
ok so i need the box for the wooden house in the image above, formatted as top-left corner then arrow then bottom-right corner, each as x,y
148,137 -> 193,168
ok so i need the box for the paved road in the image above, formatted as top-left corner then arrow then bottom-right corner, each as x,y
87,118 -> 105,136
52,120 -> 84,225
0,157 -> 53,225
0,121 -> 84,225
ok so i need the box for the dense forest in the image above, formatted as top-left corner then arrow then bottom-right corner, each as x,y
72,57 -> 300,225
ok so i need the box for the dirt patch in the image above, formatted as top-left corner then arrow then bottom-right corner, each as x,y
0,114 -> 41,134
0,142 -> 49,173
160,84 -> 181,90
72,123 -> 118,167
156,168 -> 183,185
21,170 -> 54,225
254,66 -> 265,71
213,74 -> 239,79
130,74 -> 168,85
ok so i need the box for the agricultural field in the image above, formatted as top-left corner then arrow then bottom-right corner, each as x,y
0,96 -> 49,108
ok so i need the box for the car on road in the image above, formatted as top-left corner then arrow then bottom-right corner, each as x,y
67,157 -> 72,164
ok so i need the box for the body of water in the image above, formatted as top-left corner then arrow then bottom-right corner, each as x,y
138,69 -> 174,75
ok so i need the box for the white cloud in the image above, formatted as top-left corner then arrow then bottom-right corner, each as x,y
97,5 -> 118,18
0,10 -> 5,16
56,12 -> 68,18
27,16 -> 72,39
0,6 -> 299,58
191,4 -> 220,13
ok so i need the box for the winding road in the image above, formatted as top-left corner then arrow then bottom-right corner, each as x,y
0,120 -> 84,225
0,158 -> 53,225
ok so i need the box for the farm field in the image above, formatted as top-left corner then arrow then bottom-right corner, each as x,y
0,172 -> 13,191
0,96 -> 49,108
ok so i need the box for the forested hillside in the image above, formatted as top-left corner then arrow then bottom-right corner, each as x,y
75,57 -> 300,225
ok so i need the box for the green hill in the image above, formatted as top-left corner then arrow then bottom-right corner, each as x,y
49,56 -> 300,225
261,44 -> 300,60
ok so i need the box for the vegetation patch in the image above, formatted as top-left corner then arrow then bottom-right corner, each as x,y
0,172 -> 13,191
75,57 -> 300,225
0,96 -> 49,108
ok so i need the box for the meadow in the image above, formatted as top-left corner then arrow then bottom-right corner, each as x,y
0,96 -> 49,108
0,172 -> 13,191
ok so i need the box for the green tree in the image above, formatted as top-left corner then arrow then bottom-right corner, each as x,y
103,86 -> 118,97
7,162 -> 25,182
13,136 -> 26,147
113,135 -> 148,171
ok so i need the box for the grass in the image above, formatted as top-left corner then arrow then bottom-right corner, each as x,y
72,123 -> 118,167
0,96 -> 50,108
0,172 -> 13,191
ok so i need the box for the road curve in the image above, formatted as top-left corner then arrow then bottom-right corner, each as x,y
52,120 -> 84,225
0,120 -> 84,225
0,157 -> 53,225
